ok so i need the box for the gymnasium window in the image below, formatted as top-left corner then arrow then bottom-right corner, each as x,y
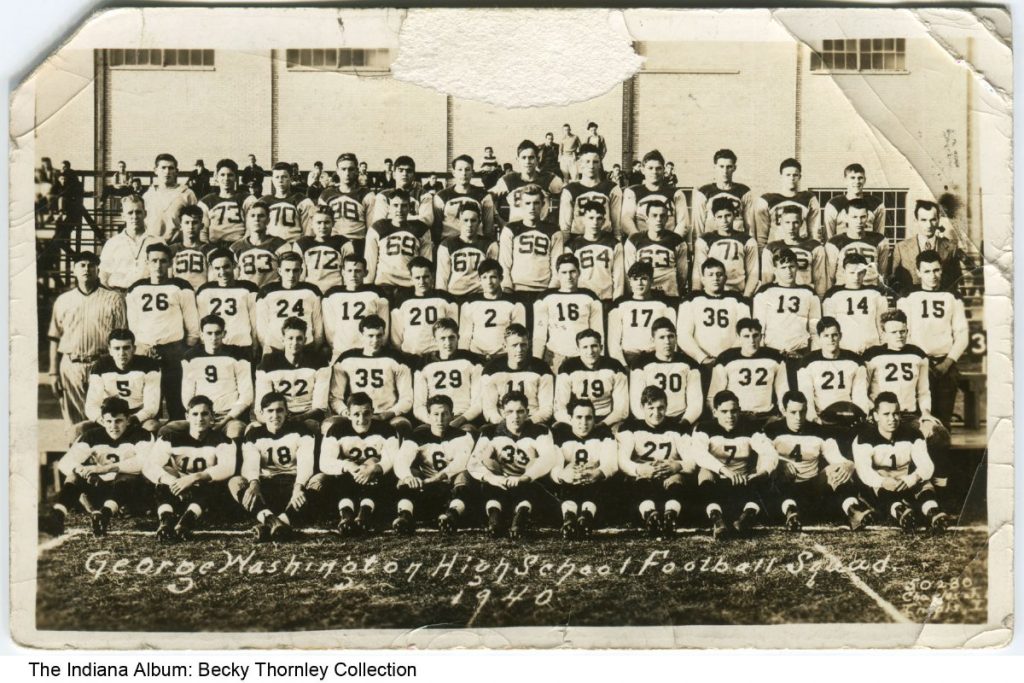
107,49 -> 215,70
285,49 -> 393,72
810,39 -> 906,73
813,189 -> 908,244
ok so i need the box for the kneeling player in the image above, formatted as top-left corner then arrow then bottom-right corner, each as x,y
144,395 -> 236,541
229,392 -> 316,541
852,392 -> 952,532
550,399 -> 617,538
616,386 -> 689,535
468,391 -> 557,539
392,395 -> 475,534
310,392 -> 399,536
764,390 -> 872,531
43,397 -> 153,537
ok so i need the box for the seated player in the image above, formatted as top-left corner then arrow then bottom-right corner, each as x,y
391,257 -> 460,355
292,206 -> 353,293
322,255 -> 390,361
83,329 -> 161,435
532,254 -> 604,372
196,248 -> 259,349
690,390 -> 780,539
619,149 -> 690,238
371,155 -> 436,226
457,259 -> 527,359
624,200 -> 689,298
230,392 -> 316,542
317,152 -> 375,243
629,318 -> 702,427
752,157 -> 820,248
558,144 -> 622,237
822,163 -> 885,242
198,158 -> 253,245
329,314 -> 414,436
43,397 -> 153,537
255,252 -> 324,354
392,395 -> 475,534
468,391 -> 557,539
764,390 -> 871,531
795,317 -> 871,426
413,318 -> 484,429
365,189 -> 434,299
606,261 -> 675,365
311,392 -> 400,536
554,330 -> 628,427
144,395 -> 236,541
260,161 -> 316,242
230,202 -> 291,289
550,399 -> 618,538
498,184 -> 563,295
752,247 -> 822,358
707,318 -> 789,430
616,386 -> 689,534
490,140 -> 564,226
480,324 -> 554,425
692,198 -> 759,297
821,252 -> 889,354
852,392 -> 952,532
169,205 -> 213,291
678,258 -> 752,371
254,317 -> 330,433
825,199 -> 891,288
433,154 -> 496,241
563,200 -> 624,301
178,314 -> 253,439
761,205 -> 829,297
435,204 -> 498,297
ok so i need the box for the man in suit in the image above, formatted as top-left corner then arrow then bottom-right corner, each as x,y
891,200 -> 964,295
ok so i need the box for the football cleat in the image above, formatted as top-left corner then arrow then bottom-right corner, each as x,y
661,510 -> 679,534
561,517 -> 579,540
391,513 -> 415,536
40,510 -> 65,537
336,517 -> 360,538
269,517 -> 292,541
929,511 -> 953,533
156,520 -> 177,543
577,513 -> 594,538
897,506 -> 918,533
847,506 -> 874,532
487,509 -> 504,538
90,511 -> 108,537
437,512 -> 458,534
733,509 -> 756,538
251,522 -> 271,543
785,510 -> 802,533
509,508 -> 530,540
174,514 -> 196,541
643,511 -> 662,536
712,516 -> 731,541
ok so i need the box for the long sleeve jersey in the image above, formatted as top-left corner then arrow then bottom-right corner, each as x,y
59,424 -> 152,480
125,277 -> 200,347
319,420 -> 399,476
180,344 -> 253,419
549,422 -> 618,484
628,351 -> 702,423
479,356 -> 554,425
468,422 -> 557,485
195,280 -> 259,347
553,356 -> 628,425
330,349 -> 414,417
85,355 -> 161,423
144,429 -> 235,485
394,425 -> 474,481
412,350 -> 484,424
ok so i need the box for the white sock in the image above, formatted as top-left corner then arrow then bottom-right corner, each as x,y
257,509 -> 273,524
921,500 -> 938,516
278,512 -> 291,526
157,504 -> 174,517
581,501 -> 597,517
397,499 -> 414,515
664,499 -> 681,515
841,497 -> 859,515
781,499 -> 797,515
743,502 -> 760,515
448,499 -> 465,515
186,503 -> 202,519
53,504 -> 68,516
486,500 -> 502,514
103,500 -> 119,515
639,500 -> 656,517
705,503 -> 722,518
338,498 -> 355,513
561,501 -> 579,516
515,501 -> 532,513
359,498 -> 375,511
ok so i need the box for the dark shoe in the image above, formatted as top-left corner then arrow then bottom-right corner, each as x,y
269,516 -> 292,541
644,510 -> 662,536
897,506 -> 918,533
733,509 -> 756,537
561,517 -> 579,540
929,511 -> 952,533
661,510 -> 679,534
712,515 -> 731,541
785,509 -> 802,532
437,512 -> 458,534
847,505 -> 874,532
392,512 -> 415,535
509,508 -> 530,540
252,522 -> 271,543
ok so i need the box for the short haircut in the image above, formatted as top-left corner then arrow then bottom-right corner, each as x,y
145,243 -> 172,258
199,314 -> 226,330
178,204 -> 204,223
914,199 -> 940,218
278,251 -> 303,265
640,386 -> 668,406
880,309 -> 908,326
426,394 -> 454,412
713,149 -> 737,164
816,316 -> 841,335
779,204 -> 804,219
844,163 -> 866,176
642,149 -> 665,165
568,398 -> 596,414
779,158 -> 802,174
409,256 -> 433,273
701,257 -> 726,274
842,251 -> 868,267
651,317 -> 676,335
272,161 -> 291,173
432,317 -> 459,336
773,247 -> 798,267
347,392 -> 374,410
154,153 -> 177,168
216,158 -> 238,173
587,121 -> 598,130
873,391 -> 900,410
394,155 -> 416,170
121,193 -> 145,209
260,391 -> 289,410
501,390 -> 529,409
73,251 -> 100,266
108,328 -> 135,344
780,390 -> 808,410
579,199 -> 606,215
188,395 -> 215,412
477,258 -> 502,277
384,158 -> 394,165
457,203 -> 481,218
576,329 -> 602,345
847,197 -> 871,212
343,254 -> 368,268
314,161 -> 323,168
505,323 -> 528,340
99,396 -> 131,418
710,197 -> 737,215
713,390 -> 740,409
627,261 -> 654,279
207,247 -> 234,265
643,199 -> 669,216
282,316 -> 308,335
359,314 -> 386,332
389,188 -> 410,203
312,206 -> 335,222
576,143 -> 601,158
451,154 -> 474,168
916,249 -> 942,269
736,317 -> 762,335
555,253 -> 580,270
519,183 -> 544,200
336,152 -> 358,166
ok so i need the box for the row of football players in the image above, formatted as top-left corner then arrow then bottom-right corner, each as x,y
46,383 -> 952,543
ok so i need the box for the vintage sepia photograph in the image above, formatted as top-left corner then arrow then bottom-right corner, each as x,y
9,6 -> 1013,649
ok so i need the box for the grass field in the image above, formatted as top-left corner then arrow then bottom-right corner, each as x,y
37,523 -> 988,631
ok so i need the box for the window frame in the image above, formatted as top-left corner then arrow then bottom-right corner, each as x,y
107,49 -> 216,71
810,38 -> 908,75
812,188 -> 909,246
284,48 -> 393,73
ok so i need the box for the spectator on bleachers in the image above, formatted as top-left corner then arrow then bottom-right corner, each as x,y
357,162 -> 370,188
539,133 -> 560,177
35,168 -> 54,224
307,161 -> 324,189
628,160 -> 643,186
241,154 -> 266,196
187,159 -> 212,198
102,161 -> 134,202
39,157 -> 58,185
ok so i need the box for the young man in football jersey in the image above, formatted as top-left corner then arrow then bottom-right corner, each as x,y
126,243 -> 200,420
255,251 -> 324,354
43,397 -> 153,537
230,202 -> 292,289
365,189 -> 434,299
393,394 -> 475,534
312,392 -> 400,536
554,330 -> 628,427
434,154 -> 496,241
624,200 -> 689,298
678,258 -> 753,376
762,205 -> 829,297
198,158 -> 252,245
458,259 -> 527,358
480,324 -> 555,424
532,254 -> 604,372
292,206 -> 352,293
821,252 -> 889,354
852,392 -> 952,532
563,200 -> 624,300
895,250 -> 968,429
254,317 -> 330,434
195,248 -> 258,350
260,162 -> 316,242
144,153 -> 199,242
753,158 -> 821,248
490,140 -> 565,226
144,395 -> 236,541
619,149 -> 690,239
318,152 -> 375,245
498,184 -> 563,295
83,329 -> 162,436
169,205 -> 213,290
692,198 -> 759,297
707,318 -> 788,430
690,390 -> 780,539
764,390 -> 869,530
413,318 -> 483,430
391,257 -> 460,355
550,398 -> 618,538
322,255 -> 391,361
230,392 -> 317,541
629,318 -> 702,427
795,317 -> 871,426
558,144 -> 621,236
616,386 -> 689,534
691,149 -> 754,237
822,164 -> 885,242
753,247 -> 822,358
435,204 -> 498,298
607,262 -> 675,365
825,199 -> 891,288
178,314 -> 253,440
469,390 -> 557,538
371,155 -> 435,226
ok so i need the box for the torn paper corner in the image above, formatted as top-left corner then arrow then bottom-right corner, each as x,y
390,8 -> 643,107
